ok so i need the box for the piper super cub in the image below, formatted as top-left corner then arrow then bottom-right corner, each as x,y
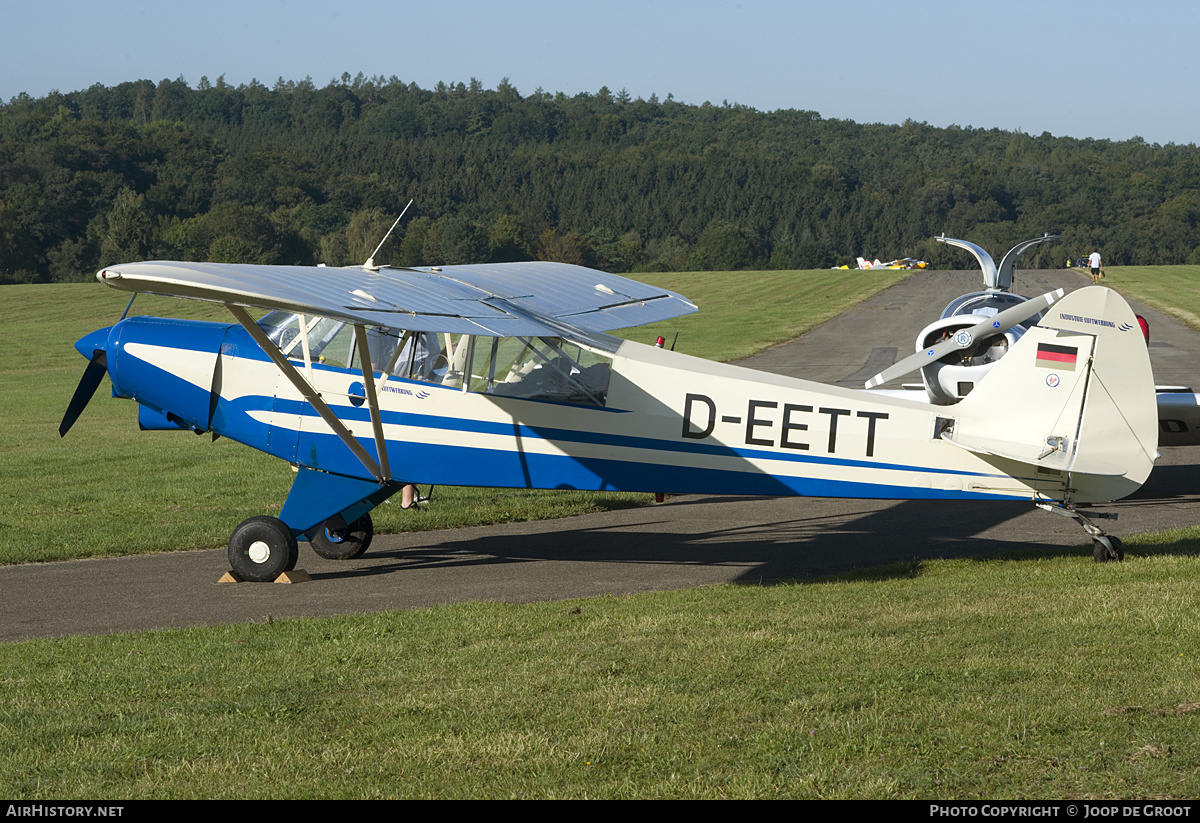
61,255 -> 1158,579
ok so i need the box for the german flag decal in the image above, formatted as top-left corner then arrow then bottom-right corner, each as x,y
1036,343 -> 1078,371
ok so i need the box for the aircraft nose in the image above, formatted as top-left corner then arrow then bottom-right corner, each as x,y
74,325 -> 113,359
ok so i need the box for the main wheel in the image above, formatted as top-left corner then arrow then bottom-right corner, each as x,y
228,516 -> 299,582
310,513 -> 374,560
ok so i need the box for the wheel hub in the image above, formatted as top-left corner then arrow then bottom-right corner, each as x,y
248,540 -> 271,564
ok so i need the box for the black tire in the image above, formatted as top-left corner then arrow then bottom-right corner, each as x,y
228,516 -> 299,582
310,513 -> 374,560
1093,535 -> 1124,563
1108,536 -> 1125,562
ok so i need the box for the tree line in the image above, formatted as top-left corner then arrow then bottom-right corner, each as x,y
2,73 -> 1198,285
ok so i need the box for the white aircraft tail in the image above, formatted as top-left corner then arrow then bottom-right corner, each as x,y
944,287 -> 1157,503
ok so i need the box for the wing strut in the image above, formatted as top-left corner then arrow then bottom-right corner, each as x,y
226,305 -> 388,483
352,324 -> 392,480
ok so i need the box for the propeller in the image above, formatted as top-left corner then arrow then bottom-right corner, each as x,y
864,288 -> 1065,389
207,347 -> 223,440
59,350 -> 108,437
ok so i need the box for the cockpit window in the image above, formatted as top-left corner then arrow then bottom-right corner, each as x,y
256,313 -> 609,404
259,313 -> 361,368
467,336 -> 611,406
257,313 -> 443,381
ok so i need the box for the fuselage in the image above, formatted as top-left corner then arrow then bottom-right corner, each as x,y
88,312 -> 1136,505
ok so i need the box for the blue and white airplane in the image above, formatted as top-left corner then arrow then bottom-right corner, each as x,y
61,259 -> 1159,580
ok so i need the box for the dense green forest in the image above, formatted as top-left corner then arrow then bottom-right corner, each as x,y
2,73 -> 1199,285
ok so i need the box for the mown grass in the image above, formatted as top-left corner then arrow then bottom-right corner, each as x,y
3,535 -> 1200,799
1099,265 -> 1200,332
0,268 -> 907,564
614,268 -> 911,362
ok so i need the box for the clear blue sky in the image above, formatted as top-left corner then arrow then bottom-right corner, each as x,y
3,0 -> 1196,145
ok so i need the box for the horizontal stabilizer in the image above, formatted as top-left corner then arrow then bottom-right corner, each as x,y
941,432 -> 1126,476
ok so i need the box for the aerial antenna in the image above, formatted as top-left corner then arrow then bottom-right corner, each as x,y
363,199 -> 414,270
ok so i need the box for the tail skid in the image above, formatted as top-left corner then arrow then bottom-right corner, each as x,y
943,287 -> 1157,504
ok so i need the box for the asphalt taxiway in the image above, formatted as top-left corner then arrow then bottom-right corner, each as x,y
3,269 -> 1197,641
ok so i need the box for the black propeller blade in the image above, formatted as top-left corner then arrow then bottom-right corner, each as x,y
59,350 -> 108,437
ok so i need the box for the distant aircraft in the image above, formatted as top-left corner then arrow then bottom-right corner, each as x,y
863,234 -> 1200,448
851,256 -> 929,270
61,257 -> 1156,579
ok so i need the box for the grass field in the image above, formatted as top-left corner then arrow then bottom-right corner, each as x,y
4,264 -> 1200,799
4,546 -> 1200,798
1098,265 -> 1200,332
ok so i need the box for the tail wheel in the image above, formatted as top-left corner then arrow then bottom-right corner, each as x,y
228,516 -> 299,582
310,513 -> 374,560
1092,535 -> 1125,563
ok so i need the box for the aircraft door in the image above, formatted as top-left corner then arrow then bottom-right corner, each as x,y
202,323 -> 302,461
295,321 -> 384,475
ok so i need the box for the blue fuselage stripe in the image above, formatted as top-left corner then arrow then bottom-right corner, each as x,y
260,392 -> 1007,481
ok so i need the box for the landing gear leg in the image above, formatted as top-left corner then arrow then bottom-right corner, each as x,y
1035,502 -> 1124,563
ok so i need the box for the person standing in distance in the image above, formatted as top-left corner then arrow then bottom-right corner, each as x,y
1089,249 -> 1103,283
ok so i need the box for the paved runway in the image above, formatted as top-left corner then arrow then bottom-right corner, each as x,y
4,269 -> 1198,642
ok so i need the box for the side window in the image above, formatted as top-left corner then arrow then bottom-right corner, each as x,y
256,318 -> 611,405
471,336 -> 611,406
375,329 -> 448,383
311,325 -> 450,384
259,314 -> 364,371
259,312 -> 348,365
309,320 -> 358,369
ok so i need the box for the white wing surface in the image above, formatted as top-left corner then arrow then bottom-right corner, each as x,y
97,260 -> 698,337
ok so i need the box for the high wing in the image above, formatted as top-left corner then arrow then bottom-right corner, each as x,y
96,260 -> 698,337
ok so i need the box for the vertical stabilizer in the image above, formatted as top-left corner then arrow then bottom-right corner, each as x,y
945,287 -> 1157,503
